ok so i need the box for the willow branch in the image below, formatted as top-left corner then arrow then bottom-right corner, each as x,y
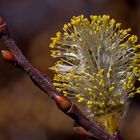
0,17 -> 123,140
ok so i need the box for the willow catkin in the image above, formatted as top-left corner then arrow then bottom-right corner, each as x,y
50,15 -> 140,134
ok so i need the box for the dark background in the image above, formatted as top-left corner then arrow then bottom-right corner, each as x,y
0,0 -> 140,140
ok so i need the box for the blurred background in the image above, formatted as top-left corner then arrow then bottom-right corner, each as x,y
0,0 -> 140,140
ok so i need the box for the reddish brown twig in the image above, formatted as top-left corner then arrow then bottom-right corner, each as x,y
0,16 -> 124,140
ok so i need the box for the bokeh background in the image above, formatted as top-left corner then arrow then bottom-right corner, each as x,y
0,0 -> 140,140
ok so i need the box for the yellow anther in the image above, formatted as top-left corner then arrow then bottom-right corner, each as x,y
115,93 -> 120,97
49,44 -> 54,48
56,32 -> 61,37
128,93 -> 134,98
98,110 -> 105,114
76,94 -> 81,98
116,23 -> 121,28
76,83 -> 80,87
99,79 -> 105,87
63,24 -> 68,30
120,100 -> 125,105
121,44 -> 127,48
123,82 -> 127,89
110,101 -> 116,106
87,101 -> 93,105
128,35 -> 138,43
63,91 -> 68,96
78,97 -> 85,103
122,30 -> 129,35
109,86 -> 115,92
81,69 -> 86,74
134,45 -> 140,51
93,86 -> 98,89
56,88 -> 62,92
109,68 -> 112,71
110,19 -> 115,26
107,72 -> 110,78
89,77 -> 94,82
136,87 -> 140,93
67,23 -> 71,27
99,93 -> 103,96
65,76 -> 71,81
94,101 -> 99,105
74,75 -> 82,81
90,15 -> 98,21
128,76 -> 133,80
84,87 -> 92,92
102,15 -> 110,21
97,69 -> 104,78
63,83 -> 69,87
53,83 -> 62,87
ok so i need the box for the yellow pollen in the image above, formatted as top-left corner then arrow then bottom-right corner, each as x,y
109,86 -> 115,92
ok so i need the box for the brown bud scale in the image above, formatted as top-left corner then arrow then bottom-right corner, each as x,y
1,50 -> 15,62
54,95 -> 72,112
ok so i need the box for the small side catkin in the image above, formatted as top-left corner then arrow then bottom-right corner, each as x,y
50,15 -> 140,134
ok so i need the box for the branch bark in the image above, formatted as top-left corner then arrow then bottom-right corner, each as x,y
0,17 -> 124,140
